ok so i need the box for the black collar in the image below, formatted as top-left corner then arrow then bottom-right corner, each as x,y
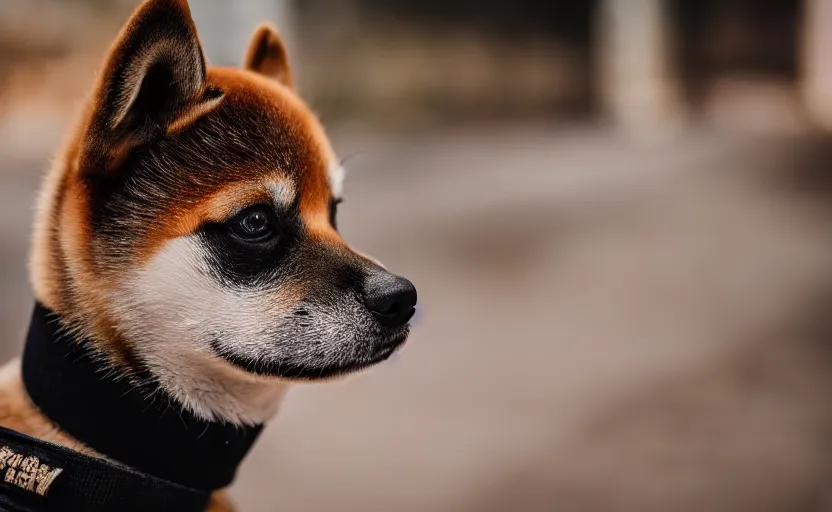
15,303 -> 263,510
0,425 -> 210,511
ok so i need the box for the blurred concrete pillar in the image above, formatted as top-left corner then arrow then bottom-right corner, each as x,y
189,0 -> 296,68
596,0 -> 681,136
802,0 -> 832,131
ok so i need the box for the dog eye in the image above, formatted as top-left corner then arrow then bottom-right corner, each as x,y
229,206 -> 277,243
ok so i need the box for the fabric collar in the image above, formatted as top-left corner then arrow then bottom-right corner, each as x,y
0,425 -> 210,511
18,303 -> 263,504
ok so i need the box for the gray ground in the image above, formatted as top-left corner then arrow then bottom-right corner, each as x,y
2,124 -> 832,511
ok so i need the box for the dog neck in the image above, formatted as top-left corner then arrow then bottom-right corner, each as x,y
129,323 -> 290,426
20,303 -> 264,491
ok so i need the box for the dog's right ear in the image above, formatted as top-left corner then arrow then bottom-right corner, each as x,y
79,0 -> 223,173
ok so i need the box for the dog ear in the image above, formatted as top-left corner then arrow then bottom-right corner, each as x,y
243,23 -> 294,89
79,0 -> 223,173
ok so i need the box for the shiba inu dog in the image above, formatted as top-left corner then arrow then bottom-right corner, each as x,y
0,0 -> 416,510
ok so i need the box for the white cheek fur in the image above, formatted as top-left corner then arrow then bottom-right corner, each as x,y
109,236 -> 289,425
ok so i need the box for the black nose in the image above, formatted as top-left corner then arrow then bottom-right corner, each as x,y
363,272 -> 418,329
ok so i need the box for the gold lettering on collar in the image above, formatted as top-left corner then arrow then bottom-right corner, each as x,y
0,446 -> 63,496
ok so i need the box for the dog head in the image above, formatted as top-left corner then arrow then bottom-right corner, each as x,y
31,0 -> 416,423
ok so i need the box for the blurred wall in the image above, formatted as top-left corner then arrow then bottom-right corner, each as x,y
0,0 -> 817,132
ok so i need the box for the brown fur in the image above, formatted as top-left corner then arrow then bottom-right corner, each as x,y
1,0 -> 343,509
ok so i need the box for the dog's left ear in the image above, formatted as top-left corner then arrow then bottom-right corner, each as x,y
79,0 -> 223,173
243,23 -> 294,89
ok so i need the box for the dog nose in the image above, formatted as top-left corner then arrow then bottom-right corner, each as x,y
363,272 -> 417,329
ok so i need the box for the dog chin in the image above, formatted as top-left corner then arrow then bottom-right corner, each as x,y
214,327 -> 411,381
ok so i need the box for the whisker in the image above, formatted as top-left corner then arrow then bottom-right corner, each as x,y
339,150 -> 371,168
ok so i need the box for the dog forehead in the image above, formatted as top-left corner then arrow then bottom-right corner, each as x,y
204,67 -> 335,216
207,67 -> 333,173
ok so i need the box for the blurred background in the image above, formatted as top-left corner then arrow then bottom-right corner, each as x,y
3,0 -> 832,510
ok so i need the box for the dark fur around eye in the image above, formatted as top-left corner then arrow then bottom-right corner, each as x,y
198,206 -> 301,288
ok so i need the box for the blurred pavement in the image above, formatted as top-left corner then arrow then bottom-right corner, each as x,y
2,125 -> 832,511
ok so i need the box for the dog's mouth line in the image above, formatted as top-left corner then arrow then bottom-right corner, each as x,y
324,330 -> 409,371
290,328 -> 411,379
210,327 -> 411,380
